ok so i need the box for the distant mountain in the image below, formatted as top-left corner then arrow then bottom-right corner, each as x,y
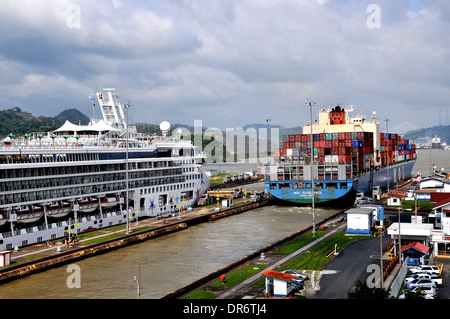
0,107 -> 90,138
404,125 -> 450,143
55,109 -> 90,125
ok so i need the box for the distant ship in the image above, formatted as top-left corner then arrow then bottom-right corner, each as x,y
0,88 -> 210,250
432,136 -> 442,149
260,105 -> 417,205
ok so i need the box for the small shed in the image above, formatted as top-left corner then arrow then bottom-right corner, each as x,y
261,269 -> 296,298
345,207 -> 378,235
387,191 -> 406,206
401,242 -> 430,266
0,250 -> 12,267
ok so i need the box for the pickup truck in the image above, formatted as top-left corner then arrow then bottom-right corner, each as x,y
409,265 -> 441,276
405,273 -> 442,286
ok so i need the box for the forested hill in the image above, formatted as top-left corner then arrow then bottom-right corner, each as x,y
0,107 -> 90,138
403,125 -> 450,143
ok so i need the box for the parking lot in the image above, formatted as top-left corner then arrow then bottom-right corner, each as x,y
402,258 -> 450,299
436,258 -> 450,299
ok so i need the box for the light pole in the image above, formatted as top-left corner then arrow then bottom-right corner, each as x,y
398,207 -> 402,265
379,224 -> 384,288
265,117 -> 271,159
306,98 -> 316,237
385,117 -> 390,194
124,101 -> 132,233
429,126 -> 433,176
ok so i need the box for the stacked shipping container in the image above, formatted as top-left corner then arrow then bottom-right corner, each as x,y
279,132 -> 373,166
379,133 -> 416,165
276,131 -> 416,172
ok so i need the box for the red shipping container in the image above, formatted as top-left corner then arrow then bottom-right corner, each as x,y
300,134 -> 311,142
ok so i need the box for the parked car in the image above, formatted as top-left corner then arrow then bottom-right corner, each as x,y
291,276 -> 304,285
282,269 -> 309,280
410,286 -> 437,297
291,282 -> 304,292
405,273 -> 442,286
405,278 -> 437,289
399,287 -> 436,299
409,265 -> 441,276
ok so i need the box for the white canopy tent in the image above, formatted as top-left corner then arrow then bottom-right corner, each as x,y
53,120 -> 119,133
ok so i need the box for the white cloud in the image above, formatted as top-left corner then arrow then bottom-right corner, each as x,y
0,0 -> 449,130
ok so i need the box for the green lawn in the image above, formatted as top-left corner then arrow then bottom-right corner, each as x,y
278,232 -> 366,271
182,230 -> 367,299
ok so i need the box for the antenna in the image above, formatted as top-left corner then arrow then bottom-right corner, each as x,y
88,92 -> 96,121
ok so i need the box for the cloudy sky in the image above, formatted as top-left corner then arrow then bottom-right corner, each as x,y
1,0 -> 449,131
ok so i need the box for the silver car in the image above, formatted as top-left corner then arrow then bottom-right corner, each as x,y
405,278 -> 437,290
282,269 -> 309,280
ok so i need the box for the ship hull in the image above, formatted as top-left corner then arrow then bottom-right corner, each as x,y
266,159 -> 416,205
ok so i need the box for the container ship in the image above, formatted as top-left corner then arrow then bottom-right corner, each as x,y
261,105 -> 417,205
0,88 -> 210,251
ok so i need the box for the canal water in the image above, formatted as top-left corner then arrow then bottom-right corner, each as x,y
0,204 -> 340,299
0,149 -> 447,299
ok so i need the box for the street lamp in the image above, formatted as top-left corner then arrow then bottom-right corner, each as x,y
429,126 -> 433,176
265,117 -> 271,158
385,117 -> 390,194
124,101 -> 132,233
306,98 -> 316,237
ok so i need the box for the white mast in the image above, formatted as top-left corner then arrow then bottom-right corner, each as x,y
96,88 -> 127,130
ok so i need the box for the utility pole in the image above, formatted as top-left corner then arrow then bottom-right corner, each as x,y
306,98 -> 316,237
124,101 -> 132,233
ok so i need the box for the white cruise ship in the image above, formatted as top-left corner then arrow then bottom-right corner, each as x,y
0,88 -> 210,250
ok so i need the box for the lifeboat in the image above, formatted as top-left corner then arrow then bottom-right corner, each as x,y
47,201 -> 71,218
78,198 -> 99,213
101,196 -> 118,208
16,205 -> 44,224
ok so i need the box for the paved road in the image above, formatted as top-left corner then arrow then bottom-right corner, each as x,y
314,234 -> 390,299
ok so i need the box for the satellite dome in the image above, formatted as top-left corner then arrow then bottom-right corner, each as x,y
160,121 -> 171,136
160,121 -> 171,131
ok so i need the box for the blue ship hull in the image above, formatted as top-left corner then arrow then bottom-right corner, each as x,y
266,160 -> 416,206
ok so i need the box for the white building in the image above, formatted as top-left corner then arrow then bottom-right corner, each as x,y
420,176 -> 450,193
261,269 -> 296,298
345,205 -> 384,235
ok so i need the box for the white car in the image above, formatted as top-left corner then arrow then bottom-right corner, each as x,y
282,269 -> 309,280
399,286 -> 436,299
405,278 -> 437,289
409,265 -> 440,276
405,273 -> 442,286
